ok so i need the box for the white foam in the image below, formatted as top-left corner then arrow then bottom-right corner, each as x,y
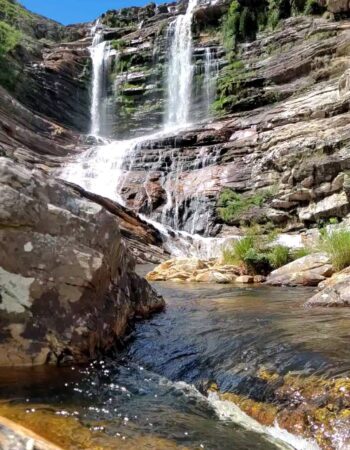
208,392 -> 320,450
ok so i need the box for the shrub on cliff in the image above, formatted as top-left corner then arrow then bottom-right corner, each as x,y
217,188 -> 272,224
0,21 -> 21,55
319,229 -> 350,271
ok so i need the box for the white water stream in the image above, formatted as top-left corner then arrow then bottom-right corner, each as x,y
61,1 -> 233,259
90,21 -> 111,137
165,0 -> 198,126
204,47 -> 220,115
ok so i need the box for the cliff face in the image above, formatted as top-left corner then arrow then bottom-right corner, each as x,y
103,4 -> 350,237
0,0 -> 92,132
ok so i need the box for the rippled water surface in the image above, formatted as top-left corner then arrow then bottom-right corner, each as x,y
1,282 -> 349,449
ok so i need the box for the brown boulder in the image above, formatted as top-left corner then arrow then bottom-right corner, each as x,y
0,158 -> 164,367
146,258 -> 239,284
326,0 -> 350,13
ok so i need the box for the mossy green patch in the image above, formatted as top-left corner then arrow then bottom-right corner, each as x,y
0,21 -> 21,55
218,188 -> 272,223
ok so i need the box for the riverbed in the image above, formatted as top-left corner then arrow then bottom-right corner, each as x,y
1,282 -> 349,449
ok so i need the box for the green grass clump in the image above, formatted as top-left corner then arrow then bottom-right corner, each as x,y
222,236 -> 255,266
222,225 -> 312,274
0,20 -> 21,55
267,244 -> 290,269
291,247 -> 311,260
217,188 -> 272,224
319,229 -> 350,271
111,39 -> 127,51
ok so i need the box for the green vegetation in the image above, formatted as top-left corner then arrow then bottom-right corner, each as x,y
292,247 -> 311,259
0,0 -> 32,27
304,0 -> 325,15
0,21 -> 20,55
223,234 -> 291,274
0,19 -> 21,90
268,244 -> 291,269
217,188 -> 273,224
319,229 -> 350,271
213,60 -> 245,113
111,39 -> 127,51
221,0 -> 265,53
221,0 -> 324,55
222,227 -> 311,274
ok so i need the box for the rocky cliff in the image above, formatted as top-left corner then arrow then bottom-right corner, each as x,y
0,0 -> 167,367
102,2 -> 350,238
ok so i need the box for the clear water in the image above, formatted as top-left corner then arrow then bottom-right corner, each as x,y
2,283 -> 349,449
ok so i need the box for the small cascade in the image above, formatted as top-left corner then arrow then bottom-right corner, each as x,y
165,0 -> 199,128
90,21 -> 111,137
203,47 -> 219,116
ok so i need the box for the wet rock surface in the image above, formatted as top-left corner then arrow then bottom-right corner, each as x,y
0,415 -> 62,450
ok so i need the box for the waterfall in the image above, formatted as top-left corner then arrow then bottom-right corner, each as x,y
203,47 -> 219,116
90,22 -> 111,137
61,1 -> 232,260
165,0 -> 199,128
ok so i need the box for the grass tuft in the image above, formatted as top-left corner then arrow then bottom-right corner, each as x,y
319,229 -> 350,271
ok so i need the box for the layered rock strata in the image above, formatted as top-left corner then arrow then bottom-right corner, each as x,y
112,15 -> 350,237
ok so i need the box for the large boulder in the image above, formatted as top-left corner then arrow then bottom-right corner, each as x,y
266,253 -> 333,286
0,157 -> 164,367
306,280 -> 350,306
306,266 -> 350,306
326,0 -> 350,14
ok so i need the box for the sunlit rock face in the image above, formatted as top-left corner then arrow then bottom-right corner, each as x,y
108,15 -> 350,235
0,157 -> 164,367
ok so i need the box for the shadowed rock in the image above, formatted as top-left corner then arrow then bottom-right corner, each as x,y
0,157 -> 164,367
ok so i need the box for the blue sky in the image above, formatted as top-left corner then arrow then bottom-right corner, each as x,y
20,1 -> 166,25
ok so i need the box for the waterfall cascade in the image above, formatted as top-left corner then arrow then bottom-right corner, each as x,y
165,0 -> 198,127
61,1 -> 231,259
90,22 -> 111,137
204,47 -> 220,116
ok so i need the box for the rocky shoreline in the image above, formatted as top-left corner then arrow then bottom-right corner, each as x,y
146,249 -> 350,307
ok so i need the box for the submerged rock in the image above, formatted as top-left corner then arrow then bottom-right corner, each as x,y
0,157 -> 164,367
0,416 -> 62,450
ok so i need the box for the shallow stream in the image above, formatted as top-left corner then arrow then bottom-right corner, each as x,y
1,281 -> 349,449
